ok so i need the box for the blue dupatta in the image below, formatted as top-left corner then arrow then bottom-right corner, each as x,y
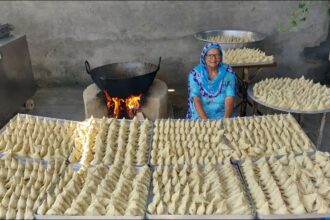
186,43 -> 237,119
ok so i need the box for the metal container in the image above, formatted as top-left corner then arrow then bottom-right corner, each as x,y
237,155 -> 330,219
0,113 -> 79,164
258,213 -> 330,219
232,150 -> 316,167
194,29 -> 267,50
247,84 -> 330,114
1,154 -> 67,220
35,165 -> 151,220
149,119 -> 227,166
145,214 -> 255,220
85,57 -> 161,99
145,164 -> 256,219
0,113 -> 80,129
0,35 -> 36,127
83,118 -> 154,167
35,216 -> 143,220
224,114 -> 316,164
229,60 -> 276,68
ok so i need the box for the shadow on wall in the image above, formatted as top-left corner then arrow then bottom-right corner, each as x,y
303,22 -> 330,84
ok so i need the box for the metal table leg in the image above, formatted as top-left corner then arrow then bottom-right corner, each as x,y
247,99 -> 263,115
252,101 -> 257,115
233,64 -> 276,117
316,113 -> 327,149
239,68 -> 249,116
240,81 -> 248,116
298,114 -> 304,125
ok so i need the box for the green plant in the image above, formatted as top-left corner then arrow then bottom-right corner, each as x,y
278,1 -> 330,32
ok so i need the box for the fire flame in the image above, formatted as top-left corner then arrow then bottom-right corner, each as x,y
104,90 -> 142,118
126,95 -> 141,110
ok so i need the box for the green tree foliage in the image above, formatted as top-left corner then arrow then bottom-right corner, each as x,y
278,1 -> 330,32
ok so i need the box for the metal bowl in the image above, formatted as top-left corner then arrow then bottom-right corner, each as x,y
85,57 -> 161,98
194,29 -> 267,50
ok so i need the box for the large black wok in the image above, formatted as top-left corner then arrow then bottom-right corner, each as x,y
85,57 -> 161,98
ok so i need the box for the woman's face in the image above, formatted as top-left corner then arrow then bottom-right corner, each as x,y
205,48 -> 221,69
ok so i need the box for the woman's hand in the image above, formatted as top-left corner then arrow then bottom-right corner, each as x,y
224,96 -> 234,118
193,96 -> 208,119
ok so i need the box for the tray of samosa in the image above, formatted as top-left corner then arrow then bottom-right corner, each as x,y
0,113 -> 80,163
248,76 -> 330,114
145,160 -> 256,219
222,114 -> 316,164
149,118 -> 238,166
222,47 -> 275,68
237,151 -> 330,219
35,163 -> 151,219
0,152 -> 66,219
68,117 -> 153,168
229,61 -> 276,68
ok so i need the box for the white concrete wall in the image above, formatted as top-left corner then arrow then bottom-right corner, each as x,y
0,1 -> 329,89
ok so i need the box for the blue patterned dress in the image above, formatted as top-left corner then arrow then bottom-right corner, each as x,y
186,43 -> 237,119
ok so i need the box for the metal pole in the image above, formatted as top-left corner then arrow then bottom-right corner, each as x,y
252,101 -> 257,115
298,114 -> 304,126
243,67 -> 249,82
316,113 -> 327,149
240,67 -> 249,116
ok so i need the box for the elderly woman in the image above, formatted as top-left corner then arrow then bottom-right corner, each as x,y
186,43 -> 237,119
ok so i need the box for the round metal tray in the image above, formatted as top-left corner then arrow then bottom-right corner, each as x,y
194,29 -> 267,50
247,83 -> 330,114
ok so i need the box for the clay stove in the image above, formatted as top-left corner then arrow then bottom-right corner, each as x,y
83,79 -> 169,120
